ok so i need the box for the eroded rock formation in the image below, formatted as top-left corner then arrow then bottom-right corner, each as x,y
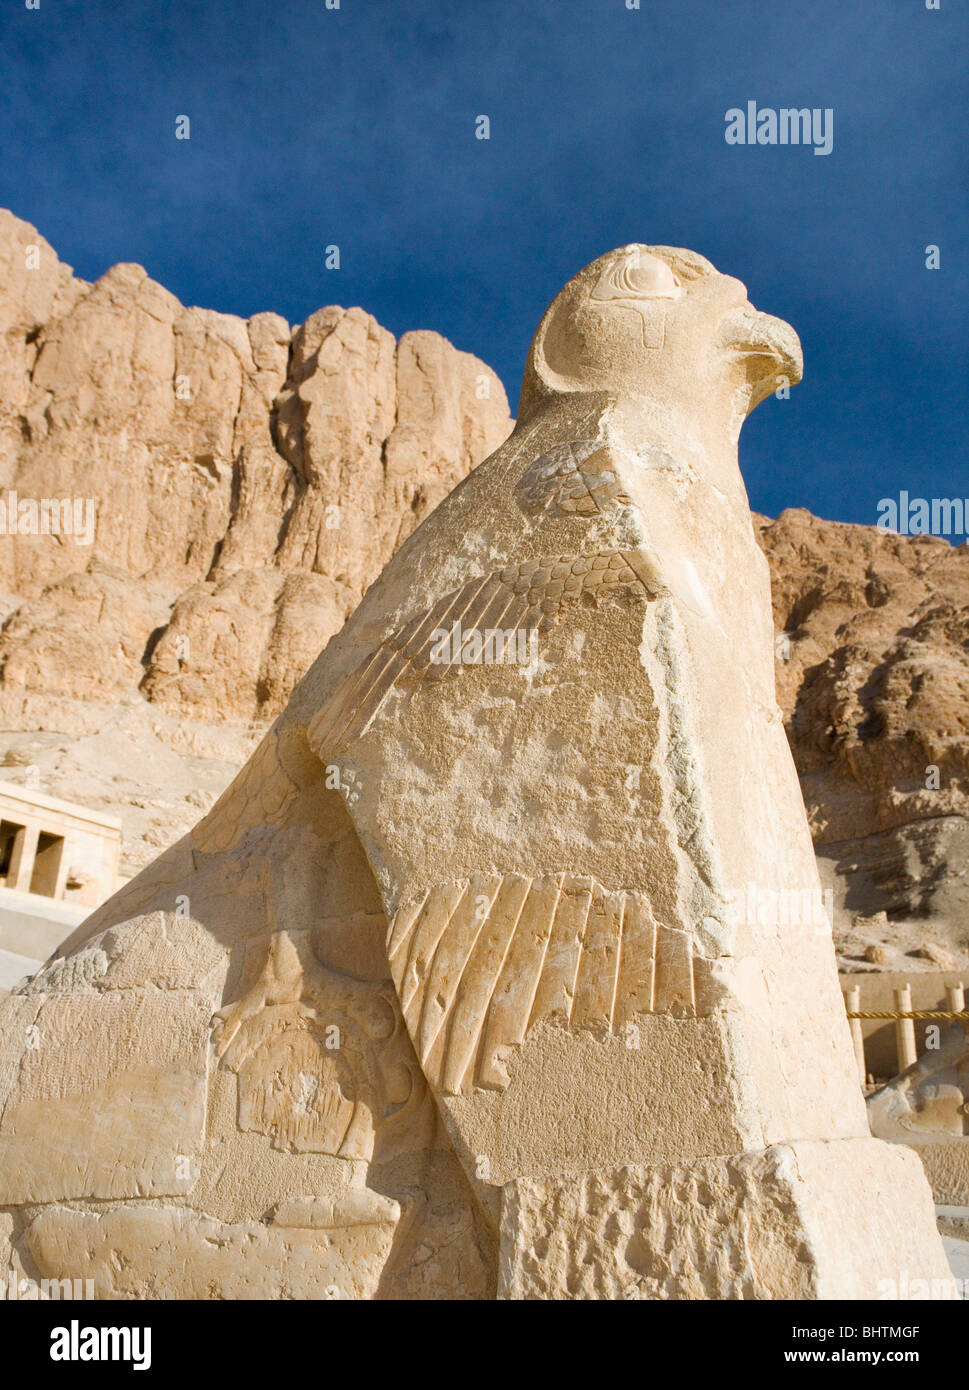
0,208 -> 511,875
760,508 -> 969,965
0,210 -> 510,708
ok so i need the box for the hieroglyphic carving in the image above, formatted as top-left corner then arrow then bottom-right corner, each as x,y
213,930 -> 416,1158
385,873 -> 718,1096
515,440 -> 632,518
308,550 -> 659,758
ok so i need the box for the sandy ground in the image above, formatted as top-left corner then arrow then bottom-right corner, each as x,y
0,701 -> 264,881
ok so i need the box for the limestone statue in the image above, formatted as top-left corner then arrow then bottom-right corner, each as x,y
0,246 -> 952,1300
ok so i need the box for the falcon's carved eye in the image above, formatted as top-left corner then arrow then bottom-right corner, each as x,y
592,253 -> 681,303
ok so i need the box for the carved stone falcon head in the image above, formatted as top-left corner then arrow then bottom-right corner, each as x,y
518,243 -> 803,424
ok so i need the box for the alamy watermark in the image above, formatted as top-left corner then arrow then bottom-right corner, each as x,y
876,1271 -> 966,1300
429,621 -> 539,666
0,491 -> 96,545
725,886 -> 834,934
50,1319 -> 151,1370
876,492 -> 968,539
2,1270 -> 94,1300
725,102 -> 833,156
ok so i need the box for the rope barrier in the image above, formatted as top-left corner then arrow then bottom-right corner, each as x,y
843,984 -> 966,1081
845,1011 -> 969,1021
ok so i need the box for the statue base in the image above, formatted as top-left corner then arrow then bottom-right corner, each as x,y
499,1138 -> 954,1300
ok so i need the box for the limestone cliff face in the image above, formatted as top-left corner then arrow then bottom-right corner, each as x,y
0,209 -> 512,728
757,508 -> 969,956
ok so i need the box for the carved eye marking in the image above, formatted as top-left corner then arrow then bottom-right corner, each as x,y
592,251 -> 681,303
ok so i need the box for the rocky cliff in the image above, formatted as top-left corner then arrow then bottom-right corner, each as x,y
0,210 -> 512,873
758,508 -> 968,967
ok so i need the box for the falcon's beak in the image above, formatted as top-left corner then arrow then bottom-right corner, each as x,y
715,306 -> 803,409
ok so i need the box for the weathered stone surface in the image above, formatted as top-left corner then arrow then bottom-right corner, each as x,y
500,1140 -> 953,1300
914,1142 -> 969,1207
22,911 -> 228,994
0,211 -> 509,703
0,987 -> 213,1203
917,941 -> 959,969
0,1211 -> 12,1280
20,1188 -> 494,1300
0,561 -> 172,706
25,1203 -> 400,1301
0,993 -> 42,1101
0,775 -> 486,1294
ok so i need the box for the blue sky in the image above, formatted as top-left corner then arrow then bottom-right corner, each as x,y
1,0 -> 965,530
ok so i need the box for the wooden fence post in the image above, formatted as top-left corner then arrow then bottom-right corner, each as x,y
894,983 -> 917,1072
843,985 -> 866,1086
947,981 -> 966,1048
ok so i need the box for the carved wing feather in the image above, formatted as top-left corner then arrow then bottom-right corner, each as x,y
308,550 -> 654,759
305,546 -> 682,1098
387,873 -> 715,1096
